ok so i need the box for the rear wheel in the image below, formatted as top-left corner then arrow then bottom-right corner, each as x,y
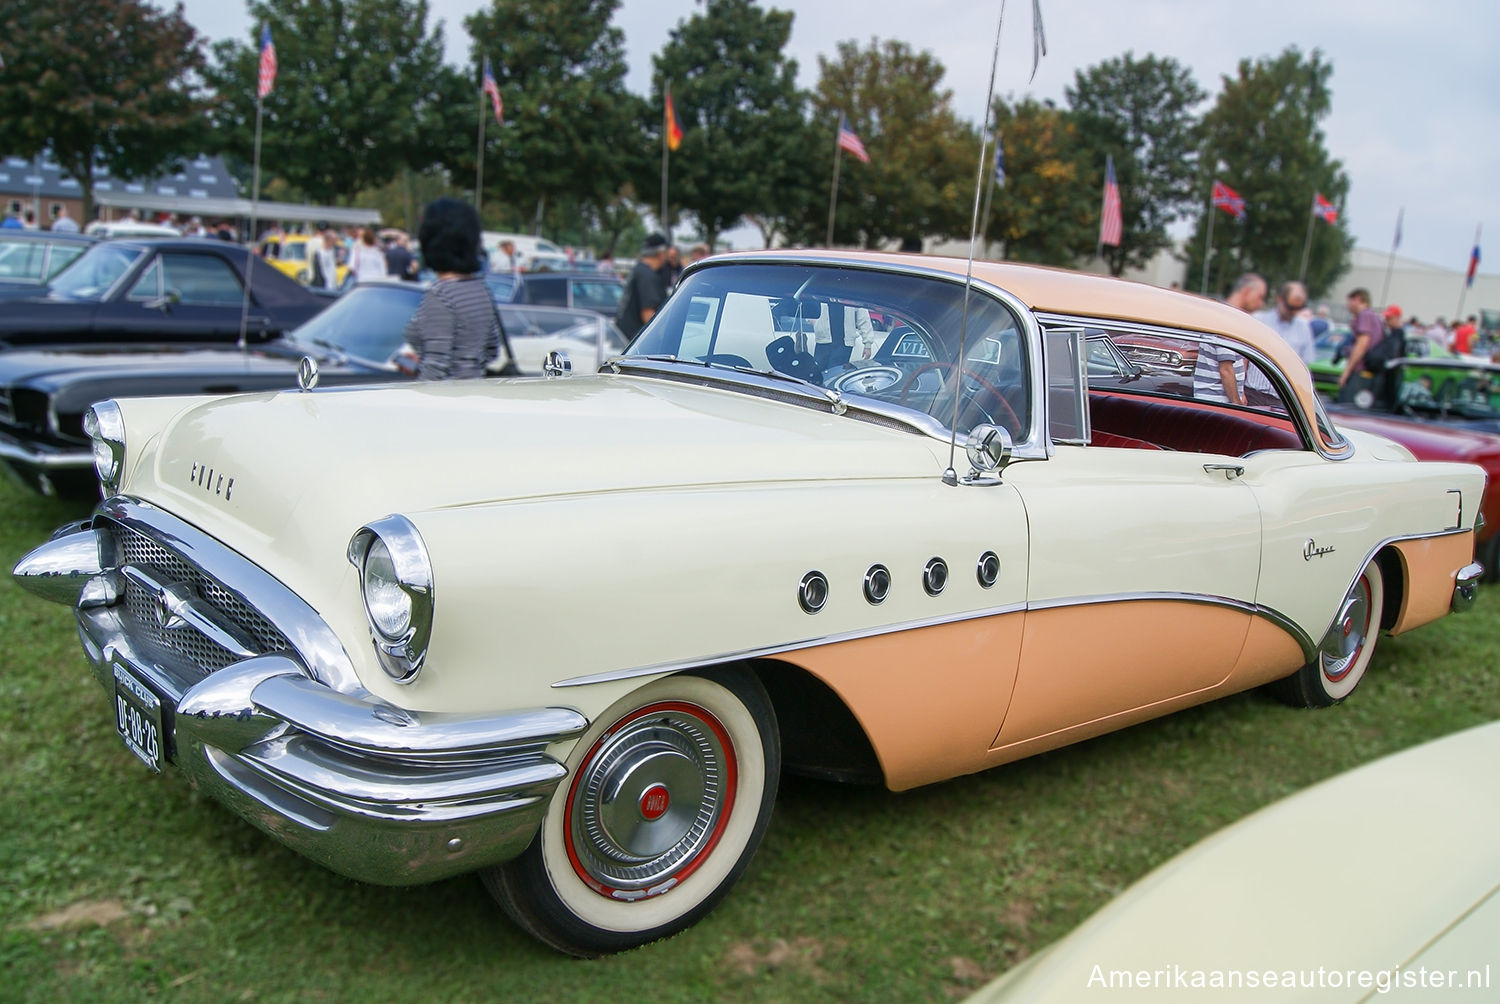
1271,562 -> 1384,707
483,666 -> 779,956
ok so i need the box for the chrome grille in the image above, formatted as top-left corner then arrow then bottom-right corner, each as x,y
109,521 -> 291,680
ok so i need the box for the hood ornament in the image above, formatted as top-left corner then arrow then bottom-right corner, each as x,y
297,355 -> 320,392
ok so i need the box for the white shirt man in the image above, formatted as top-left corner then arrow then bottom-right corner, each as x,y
1244,281 -> 1316,404
50,208 -> 80,233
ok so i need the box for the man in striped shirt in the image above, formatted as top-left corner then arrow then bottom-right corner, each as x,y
1193,273 -> 1266,405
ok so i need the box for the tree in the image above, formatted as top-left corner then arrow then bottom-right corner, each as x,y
1186,47 -> 1352,298
460,0 -> 647,234
789,38 -> 973,249
982,97 -> 1097,266
204,0 -> 448,206
0,0 -> 205,222
1065,53 -> 1205,276
648,0 -> 810,249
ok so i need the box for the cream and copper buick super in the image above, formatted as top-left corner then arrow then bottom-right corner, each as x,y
13,251 -> 1487,955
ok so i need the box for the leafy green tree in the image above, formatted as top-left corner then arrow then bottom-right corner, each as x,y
1186,47 -> 1352,297
648,0 -> 810,249
787,38 -> 973,249
982,97 -> 1097,266
1065,53 -> 1205,276
204,0 -> 447,206
0,0 -> 205,222
460,0 -> 647,234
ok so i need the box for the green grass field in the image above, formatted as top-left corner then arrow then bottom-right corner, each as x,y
2,474 -> 1496,1002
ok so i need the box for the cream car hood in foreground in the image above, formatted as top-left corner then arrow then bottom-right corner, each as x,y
970,719 -> 1500,1003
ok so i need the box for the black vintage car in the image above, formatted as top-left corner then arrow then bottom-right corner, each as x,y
0,239 -> 327,347
0,280 -> 624,497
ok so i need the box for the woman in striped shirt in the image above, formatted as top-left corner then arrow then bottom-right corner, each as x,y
405,198 -> 512,380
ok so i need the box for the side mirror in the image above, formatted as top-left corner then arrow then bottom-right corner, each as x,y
965,423 -> 1013,474
145,290 -> 181,311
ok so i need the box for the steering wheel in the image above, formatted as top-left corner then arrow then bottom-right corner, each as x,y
831,364 -> 904,396
898,360 -> 1022,432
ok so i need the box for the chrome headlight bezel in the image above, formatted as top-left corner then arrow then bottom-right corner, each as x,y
347,515 -> 434,684
83,400 -> 125,495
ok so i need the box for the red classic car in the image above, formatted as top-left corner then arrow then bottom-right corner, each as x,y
1332,409 -> 1500,577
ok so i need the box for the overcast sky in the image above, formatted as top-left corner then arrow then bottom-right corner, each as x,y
176,0 -> 1496,272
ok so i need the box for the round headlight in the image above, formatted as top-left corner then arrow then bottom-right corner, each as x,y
348,515 -> 434,684
83,401 -> 125,493
361,537 -> 413,640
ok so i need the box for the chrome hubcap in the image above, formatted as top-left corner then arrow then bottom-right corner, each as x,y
1320,578 -> 1371,681
566,702 -> 733,896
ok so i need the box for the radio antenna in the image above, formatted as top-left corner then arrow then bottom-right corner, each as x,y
944,2 -> 1008,486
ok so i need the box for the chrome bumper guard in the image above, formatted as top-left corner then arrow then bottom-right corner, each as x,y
1452,562 -> 1484,613
15,514 -> 589,886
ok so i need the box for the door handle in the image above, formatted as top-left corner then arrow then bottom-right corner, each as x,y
1204,463 -> 1245,480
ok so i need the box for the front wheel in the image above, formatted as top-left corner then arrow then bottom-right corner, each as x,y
1270,561 -> 1384,707
483,666 -> 780,956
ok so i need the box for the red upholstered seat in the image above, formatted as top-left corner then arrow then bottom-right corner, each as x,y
1088,392 -> 1303,456
1090,429 -> 1165,450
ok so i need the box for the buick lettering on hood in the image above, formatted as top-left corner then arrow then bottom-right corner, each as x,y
14,252 -> 1485,956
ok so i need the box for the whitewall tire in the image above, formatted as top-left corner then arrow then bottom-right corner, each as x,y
483,666 -> 780,956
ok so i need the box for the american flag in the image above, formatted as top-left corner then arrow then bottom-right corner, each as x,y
1211,179 -> 1245,219
1313,192 -> 1337,224
837,115 -> 870,164
257,25 -> 276,100
482,58 -> 503,124
1098,155 -> 1122,247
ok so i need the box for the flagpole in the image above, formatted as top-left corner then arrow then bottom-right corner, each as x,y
979,127 -> 998,254
1297,193 -> 1317,284
237,93 -> 265,352
660,87 -> 670,241
1456,223 -> 1481,319
1199,184 -> 1216,296
1380,206 -> 1404,306
475,80 -> 485,219
826,122 -> 843,248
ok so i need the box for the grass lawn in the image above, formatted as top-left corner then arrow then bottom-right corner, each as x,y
1,473 -> 1496,1002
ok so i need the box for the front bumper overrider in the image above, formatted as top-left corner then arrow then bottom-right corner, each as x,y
14,514 -> 588,886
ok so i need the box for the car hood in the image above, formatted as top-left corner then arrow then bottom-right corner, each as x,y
970,720 -> 1500,1003
0,341 -> 377,393
1333,408 -> 1500,465
123,373 -> 945,571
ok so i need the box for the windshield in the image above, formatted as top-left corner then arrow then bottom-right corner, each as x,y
288,283 -> 423,362
47,243 -> 144,300
627,262 -> 1031,439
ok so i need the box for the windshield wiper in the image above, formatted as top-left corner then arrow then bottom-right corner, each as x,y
730,364 -> 848,414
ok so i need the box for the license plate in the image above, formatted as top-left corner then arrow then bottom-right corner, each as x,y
114,664 -> 165,772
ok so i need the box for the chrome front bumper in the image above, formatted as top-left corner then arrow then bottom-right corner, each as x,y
1452,562 -> 1484,613
15,515 -> 588,886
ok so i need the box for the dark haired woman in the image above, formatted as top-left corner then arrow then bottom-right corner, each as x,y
403,198 -> 514,380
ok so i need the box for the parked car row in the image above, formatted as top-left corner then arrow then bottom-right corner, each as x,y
9,249 -> 1486,959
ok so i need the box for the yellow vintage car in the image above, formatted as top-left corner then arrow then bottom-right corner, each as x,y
13,251 -> 1485,956
264,232 -> 349,287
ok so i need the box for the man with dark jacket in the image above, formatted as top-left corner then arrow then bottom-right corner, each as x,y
615,233 -> 669,343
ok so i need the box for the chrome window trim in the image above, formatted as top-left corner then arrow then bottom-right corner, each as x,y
1036,310 -> 1353,461
615,255 -> 1052,462
96,496 -> 365,697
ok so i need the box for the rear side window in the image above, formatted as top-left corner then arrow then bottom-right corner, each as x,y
160,253 -> 243,305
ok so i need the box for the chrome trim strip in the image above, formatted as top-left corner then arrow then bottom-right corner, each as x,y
0,431 -> 92,469
1036,310 -> 1353,461
616,255 -> 1052,462
96,496 -> 365,697
553,601 -> 1030,688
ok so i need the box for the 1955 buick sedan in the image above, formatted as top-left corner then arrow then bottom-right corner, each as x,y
13,251 -> 1487,955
